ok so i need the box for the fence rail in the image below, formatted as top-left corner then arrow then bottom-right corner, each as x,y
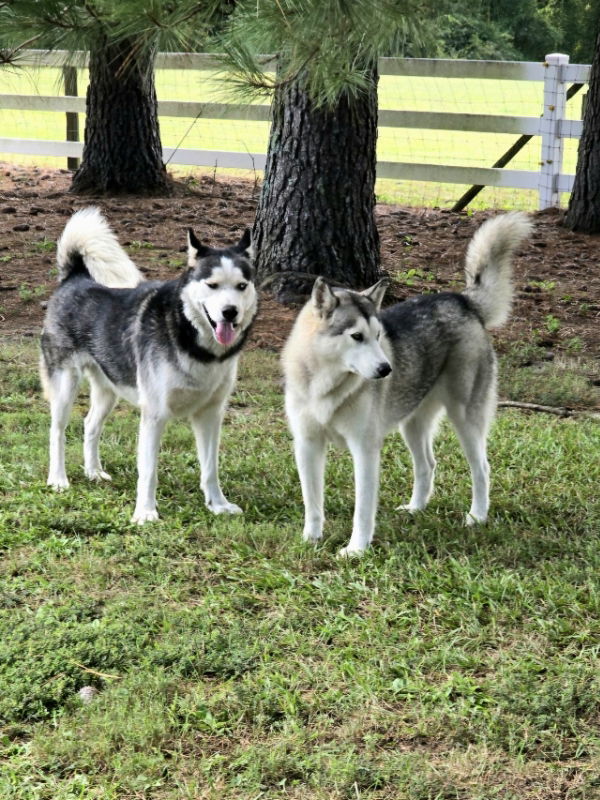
0,50 -> 591,208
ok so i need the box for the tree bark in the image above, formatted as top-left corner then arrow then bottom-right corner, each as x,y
253,68 -> 381,300
71,37 -> 169,195
565,30 -> 600,232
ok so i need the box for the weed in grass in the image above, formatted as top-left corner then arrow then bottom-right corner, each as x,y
17,282 -> 46,302
565,336 -> 584,353
129,240 -> 155,250
544,314 -> 561,335
0,254 -> 12,262
528,279 -> 556,291
395,267 -> 435,286
31,238 -> 56,252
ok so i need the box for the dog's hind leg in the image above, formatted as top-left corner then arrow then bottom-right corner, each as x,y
398,397 -> 442,513
84,375 -> 117,481
47,366 -> 79,490
191,405 -> 242,515
446,405 -> 492,525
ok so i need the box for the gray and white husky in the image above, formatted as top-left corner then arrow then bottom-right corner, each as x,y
40,207 -> 257,523
283,212 -> 532,556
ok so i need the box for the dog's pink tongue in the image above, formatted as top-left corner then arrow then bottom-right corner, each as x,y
216,321 -> 236,346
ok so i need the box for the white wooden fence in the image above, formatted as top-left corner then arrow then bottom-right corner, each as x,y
0,50 -> 591,209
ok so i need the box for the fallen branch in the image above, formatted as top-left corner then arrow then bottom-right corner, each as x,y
498,400 -> 599,419
72,662 -> 122,680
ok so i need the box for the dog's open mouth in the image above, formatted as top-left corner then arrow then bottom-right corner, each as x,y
203,306 -> 238,347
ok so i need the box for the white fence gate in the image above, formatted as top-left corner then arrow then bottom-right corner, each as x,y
0,50 -> 591,209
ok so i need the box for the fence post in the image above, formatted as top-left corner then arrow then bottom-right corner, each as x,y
539,53 -> 569,209
62,65 -> 80,171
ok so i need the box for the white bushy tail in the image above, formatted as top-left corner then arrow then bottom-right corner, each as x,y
56,207 -> 143,288
463,212 -> 532,329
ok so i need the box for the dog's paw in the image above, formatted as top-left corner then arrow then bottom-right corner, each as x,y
132,509 -> 159,524
465,512 -> 486,526
302,529 -> 323,543
48,476 -> 70,491
85,469 -> 112,482
337,545 -> 366,559
209,501 -> 243,515
396,503 -> 422,514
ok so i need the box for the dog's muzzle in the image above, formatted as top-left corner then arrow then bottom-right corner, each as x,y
203,305 -> 239,347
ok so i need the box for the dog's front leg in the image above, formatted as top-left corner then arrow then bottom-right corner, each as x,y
294,433 -> 326,542
132,409 -> 166,524
339,438 -> 381,557
191,406 -> 241,514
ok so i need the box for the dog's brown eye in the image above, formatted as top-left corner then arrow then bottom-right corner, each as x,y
237,283 -> 247,291
351,332 -> 364,342
206,283 -> 219,290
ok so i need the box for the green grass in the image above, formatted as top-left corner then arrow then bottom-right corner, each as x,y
1,338 -> 599,799
0,65 -> 585,209
499,343 -> 599,409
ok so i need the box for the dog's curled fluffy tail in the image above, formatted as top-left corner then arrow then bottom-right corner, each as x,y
56,207 -> 143,288
463,212 -> 532,329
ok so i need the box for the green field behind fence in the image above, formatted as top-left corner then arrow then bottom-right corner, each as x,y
0,65 -> 584,209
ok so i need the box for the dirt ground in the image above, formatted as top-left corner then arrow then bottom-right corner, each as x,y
1,164 -> 599,392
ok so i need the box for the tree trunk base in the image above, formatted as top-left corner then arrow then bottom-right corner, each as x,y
69,169 -> 173,197
260,270 -> 353,304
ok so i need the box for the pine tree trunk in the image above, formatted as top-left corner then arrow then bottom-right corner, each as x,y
253,69 -> 380,299
71,37 -> 169,195
565,31 -> 600,232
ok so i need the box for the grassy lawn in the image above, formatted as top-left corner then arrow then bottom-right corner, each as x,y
0,64 -> 584,209
1,339 -> 599,799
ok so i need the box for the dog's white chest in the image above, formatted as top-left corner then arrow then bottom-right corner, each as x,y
167,386 -> 213,417
308,372 -> 364,426
166,359 -> 236,417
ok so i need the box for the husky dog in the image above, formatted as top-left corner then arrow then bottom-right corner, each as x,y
40,207 -> 257,523
283,213 -> 532,556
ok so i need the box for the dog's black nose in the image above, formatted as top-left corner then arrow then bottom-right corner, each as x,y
222,305 -> 238,322
377,362 -> 392,378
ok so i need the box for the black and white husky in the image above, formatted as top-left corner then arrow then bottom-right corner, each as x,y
283,213 -> 532,556
40,207 -> 257,522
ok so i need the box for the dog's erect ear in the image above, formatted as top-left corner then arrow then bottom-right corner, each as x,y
187,228 -> 210,266
311,277 -> 338,317
360,278 -> 390,310
234,228 -> 254,260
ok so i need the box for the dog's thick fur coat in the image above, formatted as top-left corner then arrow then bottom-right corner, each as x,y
283,212 -> 532,555
41,207 -> 257,522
